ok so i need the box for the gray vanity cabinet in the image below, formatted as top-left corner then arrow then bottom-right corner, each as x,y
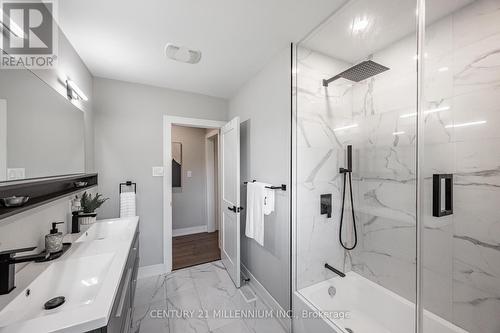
89,224 -> 139,333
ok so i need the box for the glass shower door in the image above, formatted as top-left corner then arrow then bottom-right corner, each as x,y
421,1 -> 500,332
293,0 -> 419,332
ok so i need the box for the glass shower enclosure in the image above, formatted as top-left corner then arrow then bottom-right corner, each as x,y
292,0 -> 500,332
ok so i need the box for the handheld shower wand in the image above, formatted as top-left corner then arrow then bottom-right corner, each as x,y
339,145 -> 358,250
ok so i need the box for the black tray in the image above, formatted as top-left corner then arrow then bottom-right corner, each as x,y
35,243 -> 72,263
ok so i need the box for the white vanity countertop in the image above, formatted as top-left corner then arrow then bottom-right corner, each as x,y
0,216 -> 139,333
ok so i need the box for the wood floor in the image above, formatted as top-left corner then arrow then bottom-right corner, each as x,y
172,231 -> 221,270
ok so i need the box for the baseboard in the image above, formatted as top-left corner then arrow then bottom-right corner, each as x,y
138,264 -> 167,279
172,225 -> 207,237
241,264 -> 291,332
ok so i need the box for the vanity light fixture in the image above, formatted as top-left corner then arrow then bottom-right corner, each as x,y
66,79 -> 89,102
445,120 -> 486,129
334,124 -> 358,132
400,106 -> 450,119
0,9 -> 25,38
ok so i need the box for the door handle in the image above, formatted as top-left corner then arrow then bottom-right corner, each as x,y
227,206 -> 244,213
433,174 -> 453,217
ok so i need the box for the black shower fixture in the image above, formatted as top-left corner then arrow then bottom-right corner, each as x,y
339,145 -> 358,250
323,60 -> 390,87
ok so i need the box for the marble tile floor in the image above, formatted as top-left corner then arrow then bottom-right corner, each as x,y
132,260 -> 288,333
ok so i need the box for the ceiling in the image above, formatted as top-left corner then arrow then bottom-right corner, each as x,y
58,0 -> 347,98
302,0 -> 474,63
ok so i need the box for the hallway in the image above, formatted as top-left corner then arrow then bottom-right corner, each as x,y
172,232 -> 220,270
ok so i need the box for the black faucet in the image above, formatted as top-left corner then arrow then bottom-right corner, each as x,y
0,246 -> 49,294
72,211 -> 81,234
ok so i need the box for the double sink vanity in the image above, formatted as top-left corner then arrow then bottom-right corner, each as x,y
0,217 -> 140,333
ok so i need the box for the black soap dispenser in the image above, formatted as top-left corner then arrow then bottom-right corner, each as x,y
45,222 -> 64,253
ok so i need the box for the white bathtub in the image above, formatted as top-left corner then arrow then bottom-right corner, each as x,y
298,271 -> 468,333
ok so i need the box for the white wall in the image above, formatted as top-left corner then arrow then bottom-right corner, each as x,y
172,125 -> 208,231
229,45 -> 291,310
93,77 -> 228,267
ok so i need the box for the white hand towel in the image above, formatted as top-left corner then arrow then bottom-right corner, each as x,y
263,184 -> 275,216
120,192 -> 136,218
245,182 -> 266,246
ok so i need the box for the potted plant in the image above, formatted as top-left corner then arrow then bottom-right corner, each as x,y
79,192 -> 109,225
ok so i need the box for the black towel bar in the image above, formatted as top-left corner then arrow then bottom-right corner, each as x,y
119,181 -> 137,193
243,180 -> 286,191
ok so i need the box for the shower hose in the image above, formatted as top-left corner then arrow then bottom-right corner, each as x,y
339,171 -> 358,250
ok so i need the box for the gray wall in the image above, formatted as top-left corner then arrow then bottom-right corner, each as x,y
93,77 -> 228,267
229,45 -> 291,310
172,125 -> 207,230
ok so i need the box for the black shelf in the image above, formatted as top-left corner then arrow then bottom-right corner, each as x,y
0,173 -> 98,220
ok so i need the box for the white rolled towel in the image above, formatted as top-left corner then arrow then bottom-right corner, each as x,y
120,192 -> 136,218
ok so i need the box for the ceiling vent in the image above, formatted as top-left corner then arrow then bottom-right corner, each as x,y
164,43 -> 202,64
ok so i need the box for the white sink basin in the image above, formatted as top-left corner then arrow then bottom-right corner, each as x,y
0,253 -> 114,327
76,219 -> 133,243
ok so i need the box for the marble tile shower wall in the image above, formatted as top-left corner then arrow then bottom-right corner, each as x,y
296,1 -> 500,332
296,48 -> 355,290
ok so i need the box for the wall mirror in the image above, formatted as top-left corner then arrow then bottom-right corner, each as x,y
0,67 -> 85,182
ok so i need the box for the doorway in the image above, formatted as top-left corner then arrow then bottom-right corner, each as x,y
170,124 -> 220,270
163,115 -> 241,287
163,116 -> 226,273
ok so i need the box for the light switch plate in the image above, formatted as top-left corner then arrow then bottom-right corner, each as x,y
187,170 -> 192,178
152,166 -> 164,177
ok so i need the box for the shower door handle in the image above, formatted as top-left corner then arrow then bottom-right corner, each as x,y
433,174 -> 453,217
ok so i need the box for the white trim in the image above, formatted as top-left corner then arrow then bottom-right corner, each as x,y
172,225 -> 208,237
163,115 -> 226,274
205,131 -> 219,233
166,116 -> 227,129
241,264 -> 291,332
138,264 -> 167,279
206,135 -> 215,232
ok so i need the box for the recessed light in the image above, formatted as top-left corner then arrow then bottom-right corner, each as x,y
438,67 -> 449,72
350,16 -> 370,34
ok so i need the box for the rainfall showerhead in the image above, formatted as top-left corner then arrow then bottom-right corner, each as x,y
323,60 -> 389,87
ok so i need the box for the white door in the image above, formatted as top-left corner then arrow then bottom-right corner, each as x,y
220,117 -> 241,288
